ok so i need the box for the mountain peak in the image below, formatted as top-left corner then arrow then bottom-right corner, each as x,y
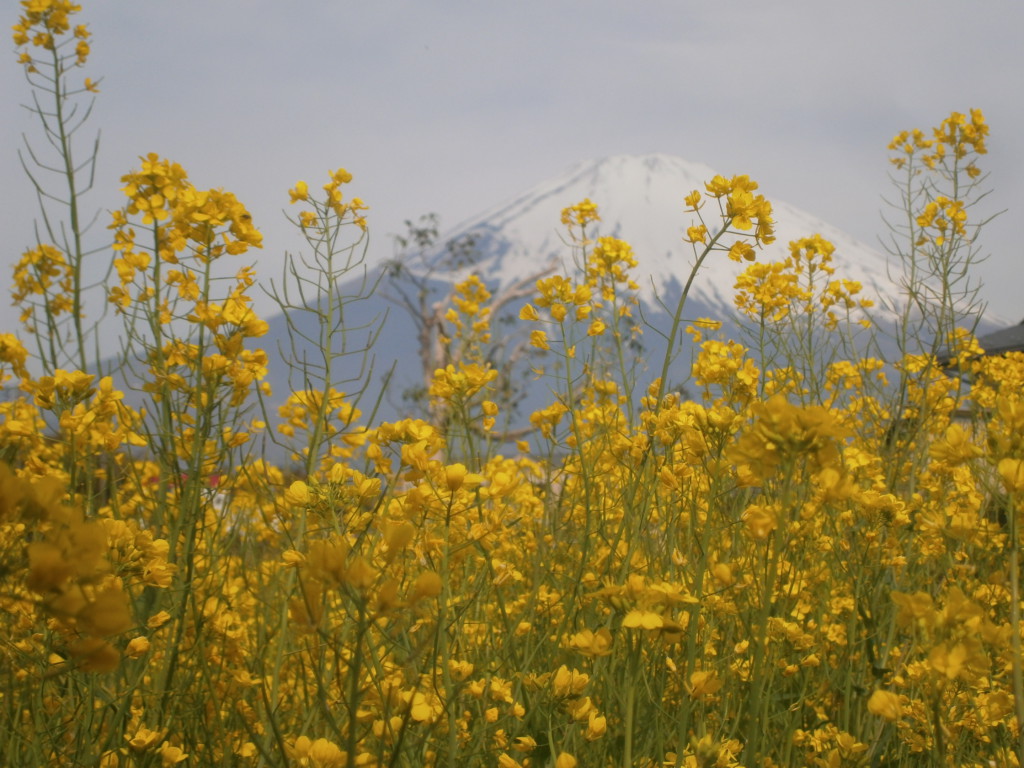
561,153 -> 719,184
432,153 -> 905,324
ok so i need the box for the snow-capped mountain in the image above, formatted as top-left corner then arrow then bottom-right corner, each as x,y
424,153 -> 908,325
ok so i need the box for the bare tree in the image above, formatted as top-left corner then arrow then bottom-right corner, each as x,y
382,214 -> 554,429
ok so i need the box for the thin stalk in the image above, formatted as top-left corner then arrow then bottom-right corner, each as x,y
1010,494 -> 1024,766
654,221 -> 733,406
623,648 -> 636,768
47,43 -> 87,371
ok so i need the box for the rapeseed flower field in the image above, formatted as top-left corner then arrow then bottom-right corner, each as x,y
2,2 -> 1020,766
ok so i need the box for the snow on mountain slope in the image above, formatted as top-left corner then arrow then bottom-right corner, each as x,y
426,153 -> 909,326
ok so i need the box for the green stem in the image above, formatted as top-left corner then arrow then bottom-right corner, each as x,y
654,218 -> 733,406
1009,493 -> 1024,766
623,661 -> 635,768
48,44 -> 87,372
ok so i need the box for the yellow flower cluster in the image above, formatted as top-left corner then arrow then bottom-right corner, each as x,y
560,198 -> 600,231
115,153 -> 262,264
447,274 -> 492,344
915,195 -> 968,247
692,337 -> 760,405
585,237 -> 640,314
890,109 -> 987,175
12,0 -> 90,72
699,174 -> 776,255
289,168 -> 369,231
734,260 -> 804,322
11,244 -> 74,328
729,394 -> 846,481
1,463 -> 172,673
429,362 -> 498,401
0,334 -> 29,384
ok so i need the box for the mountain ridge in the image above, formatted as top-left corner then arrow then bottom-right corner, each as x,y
420,152 -> 912,328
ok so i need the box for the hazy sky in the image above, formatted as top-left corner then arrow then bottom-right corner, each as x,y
3,0 -> 1023,338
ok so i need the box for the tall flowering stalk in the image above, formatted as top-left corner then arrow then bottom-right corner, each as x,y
881,111 -> 995,484
272,170 -> 380,479
12,0 -> 107,374
106,152 -> 269,729
884,109 -> 992,360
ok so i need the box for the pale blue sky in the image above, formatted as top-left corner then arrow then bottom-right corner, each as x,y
3,1 -> 1022,338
